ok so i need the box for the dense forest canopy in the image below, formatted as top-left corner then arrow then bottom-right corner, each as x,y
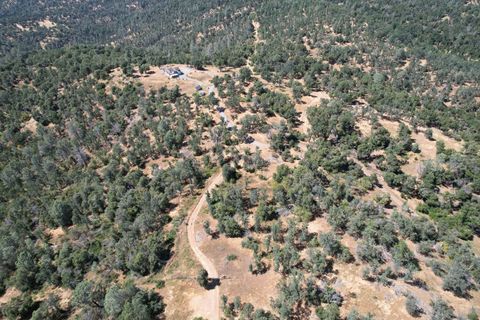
0,0 -> 479,319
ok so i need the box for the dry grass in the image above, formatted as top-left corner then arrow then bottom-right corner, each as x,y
152,196 -> 205,319
362,118 -> 463,179
15,24 -> 30,31
199,209 -> 280,310
34,286 -> 72,309
159,229 -> 205,320
0,287 -> 21,305
102,62 -> 474,319
136,65 -> 224,96
45,227 -> 66,248
21,117 -> 38,134
306,216 -> 480,319
38,19 -> 56,29
356,118 -> 372,137
298,90 -> 331,135
308,216 -> 332,234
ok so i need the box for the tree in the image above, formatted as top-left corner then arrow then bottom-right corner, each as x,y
307,100 -> 354,140
249,252 -> 266,274
239,67 -> 252,83
50,199 -> 73,228
104,281 -> 163,319
222,164 -> 239,183
356,240 -> 384,267
203,220 -> 212,236
292,81 -> 304,102
392,241 -> 419,271
319,232 -> 343,257
442,259 -> 472,297
219,217 -> 243,237
425,128 -> 434,140
468,308 -> 479,320
316,304 -> 340,320
256,200 -> 276,222
15,241 -> 38,291
327,205 -> 350,232
1,293 -> 38,320
191,54 -> 204,70
305,249 -> 332,276
397,123 -> 413,153
71,280 -> 104,309
240,302 -> 254,319
197,268 -> 209,288
405,295 -> 422,317
104,284 -> 132,318
30,294 -> 64,320
430,299 -> 455,320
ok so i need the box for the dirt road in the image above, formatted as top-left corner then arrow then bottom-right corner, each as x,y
187,172 -> 224,320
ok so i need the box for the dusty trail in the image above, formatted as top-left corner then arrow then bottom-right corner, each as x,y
246,20 -> 261,72
187,172 -> 224,320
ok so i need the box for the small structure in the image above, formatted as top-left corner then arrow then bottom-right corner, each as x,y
162,67 -> 183,79
195,85 -> 202,91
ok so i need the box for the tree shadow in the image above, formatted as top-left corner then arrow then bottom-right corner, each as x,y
406,278 -> 428,290
206,277 -> 221,290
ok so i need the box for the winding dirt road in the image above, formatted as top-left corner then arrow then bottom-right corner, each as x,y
187,172 -> 223,320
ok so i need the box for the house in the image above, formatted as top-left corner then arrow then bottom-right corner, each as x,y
195,85 -> 202,91
162,67 -> 183,79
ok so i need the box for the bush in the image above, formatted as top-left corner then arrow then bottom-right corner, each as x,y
227,254 -> 237,261
197,268 -> 209,288
30,295 -> 65,320
392,241 -> 419,271
2,293 -> 39,320
104,281 -> 164,319
468,308 -> 479,320
316,304 -> 340,320
430,298 -> 455,320
405,295 -> 422,317
222,164 -> 239,183
442,260 -> 472,297
319,232 -> 343,257
356,240 -> 384,267
156,280 -> 165,289
417,241 -> 434,256
425,128 -> 434,140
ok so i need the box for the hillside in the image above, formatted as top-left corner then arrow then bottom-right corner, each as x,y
0,1 -> 479,320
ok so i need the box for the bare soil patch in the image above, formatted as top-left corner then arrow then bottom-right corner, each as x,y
0,287 -> 21,305
308,216 -> 332,234
35,286 -> 72,309
356,118 -> 372,137
21,117 -> 38,134
38,19 -> 56,29
200,230 -> 280,310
